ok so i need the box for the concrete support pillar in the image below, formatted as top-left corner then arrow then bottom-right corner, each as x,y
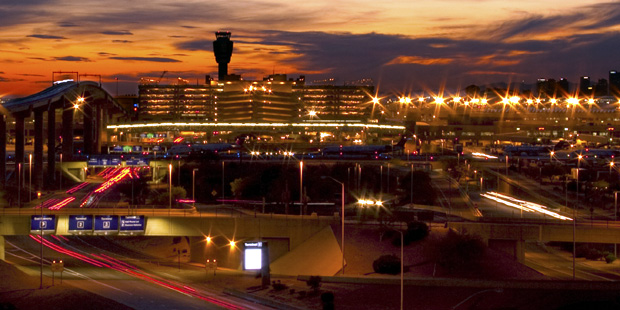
83,102 -> 93,156
96,103 -> 103,154
0,236 -> 4,261
0,115 -> 5,189
34,110 -> 44,190
15,115 -> 25,166
189,236 -> 207,264
47,108 -> 56,187
62,105 -> 74,161
488,239 -> 525,263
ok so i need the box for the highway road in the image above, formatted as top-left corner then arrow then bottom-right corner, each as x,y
4,235 -> 270,310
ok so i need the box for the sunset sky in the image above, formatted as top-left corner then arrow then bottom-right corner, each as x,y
1,0 -> 620,98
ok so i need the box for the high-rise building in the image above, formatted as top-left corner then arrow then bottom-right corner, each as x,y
579,76 -> 591,96
558,77 -> 569,94
610,70 -> 620,96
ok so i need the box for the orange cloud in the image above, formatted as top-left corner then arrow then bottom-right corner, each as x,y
385,55 -> 454,66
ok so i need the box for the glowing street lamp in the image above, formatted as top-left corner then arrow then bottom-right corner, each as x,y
550,151 -> 555,163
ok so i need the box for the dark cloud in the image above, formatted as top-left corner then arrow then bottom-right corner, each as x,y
54,56 -> 91,62
27,34 -> 66,39
109,56 -> 181,63
174,40 -> 213,51
27,57 -> 47,61
58,22 -> 78,27
226,29 -> 620,93
487,2 -> 620,41
112,40 -> 133,43
181,25 -> 197,29
101,30 -> 133,35
98,52 -> 116,56
0,77 -> 25,83
18,73 -> 45,77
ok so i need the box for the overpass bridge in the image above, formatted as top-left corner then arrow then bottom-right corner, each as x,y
449,220 -> 620,263
0,81 -> 122,190
0,208 -> 342,276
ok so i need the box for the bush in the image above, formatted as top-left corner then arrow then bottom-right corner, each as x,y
605,253 -> 617,264
306,276 -> 322,292
373,254 -> 401,275
405,221 -> 429,244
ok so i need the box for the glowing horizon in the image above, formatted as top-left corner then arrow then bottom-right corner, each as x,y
1,0 -> 620,98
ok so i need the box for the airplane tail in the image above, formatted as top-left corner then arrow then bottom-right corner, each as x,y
393,135 -> 408,148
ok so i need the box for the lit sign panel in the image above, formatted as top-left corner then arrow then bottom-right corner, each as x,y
30,215 -> 56,234
68,215 -> 93,234
119,215 -> 145,234
244,241 -> 264,270
94,215 -> 119,234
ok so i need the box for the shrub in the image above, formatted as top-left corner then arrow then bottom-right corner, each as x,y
405,221 -> 429,244
373,254 -> 401,275
306,276 -> 322,292
605,253 -> 617,264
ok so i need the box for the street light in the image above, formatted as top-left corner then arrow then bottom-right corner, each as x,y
550,151 -> 554,163
574,154 -> 583,280
193,168 -> 198,208
299,161 -> 303,215
38,191 -> 42,289
398,230 -> 404,310
615,191 -> 619,258
168,163 -> 172,212
17,163 -> 21,207
322,176 -> 345,275
29,154 -> 32,202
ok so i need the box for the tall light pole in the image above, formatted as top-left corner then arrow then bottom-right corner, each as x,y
322,176 -> 345,275
192,168 -> 198,208
59,153 -> 62,190
17,163 -> 21,207
29,154 -> 32,202
169,163 -> 172,212
398,230 -> 404,310
221,161 -> 225,205
299,161 -> 303,215
615,191 -> 619,258
38,191 -> 42,289
574,154 -> 582,280
410,164 -> 413,204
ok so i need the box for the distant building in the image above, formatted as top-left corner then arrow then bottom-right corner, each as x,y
579,76 -> 592,96
610,70 -> 620,96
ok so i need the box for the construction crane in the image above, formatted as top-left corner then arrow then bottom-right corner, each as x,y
157,71 -> 168,85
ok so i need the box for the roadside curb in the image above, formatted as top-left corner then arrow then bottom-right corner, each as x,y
223,288 -> 305,310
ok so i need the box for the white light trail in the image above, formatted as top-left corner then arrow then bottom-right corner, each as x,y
480,191 -> 572,221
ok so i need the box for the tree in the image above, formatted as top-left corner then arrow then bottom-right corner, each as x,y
148,186 -> 187,206
372,254 -> 401,275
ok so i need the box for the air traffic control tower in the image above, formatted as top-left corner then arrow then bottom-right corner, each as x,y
213,31 -> 234,80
